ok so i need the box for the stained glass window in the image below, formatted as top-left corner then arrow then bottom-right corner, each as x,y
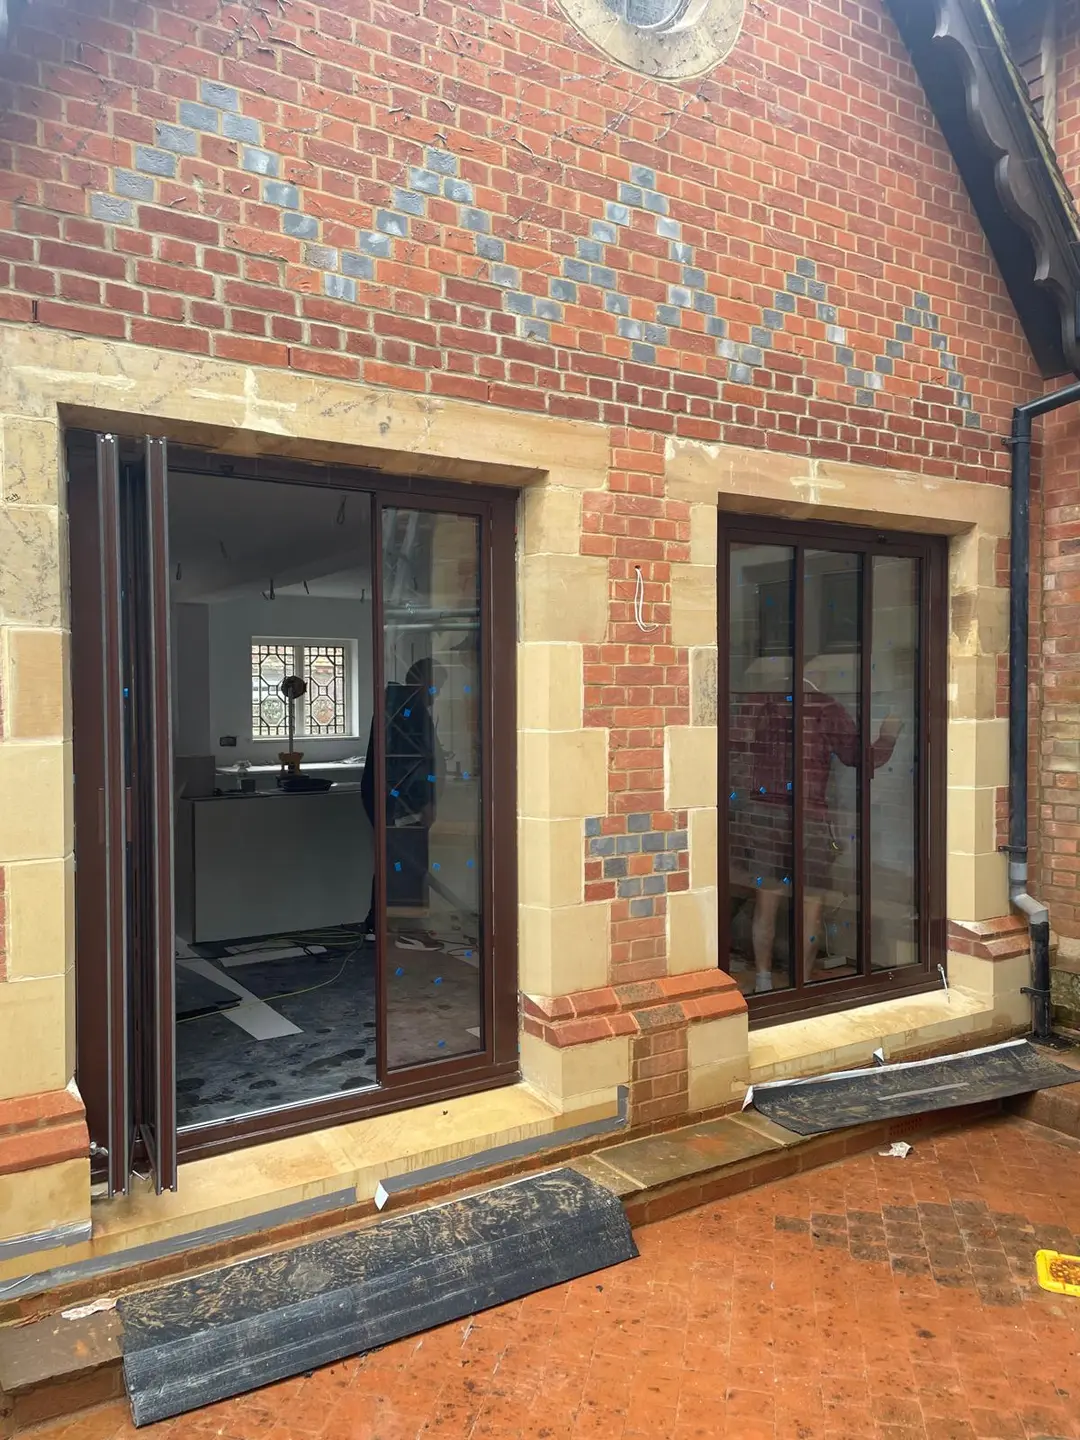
251,640 -> 350,738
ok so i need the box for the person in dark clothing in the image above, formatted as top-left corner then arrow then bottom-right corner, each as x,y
359,659 -> 446,939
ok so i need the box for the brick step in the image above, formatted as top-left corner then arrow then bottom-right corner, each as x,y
1008,1042 -> 1080,1140
0,1096 -> 1006,1437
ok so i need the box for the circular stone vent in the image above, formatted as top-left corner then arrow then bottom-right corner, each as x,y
559,0 -> 744,78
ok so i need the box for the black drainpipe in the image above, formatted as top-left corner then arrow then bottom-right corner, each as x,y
1007,379 -> 1080,1042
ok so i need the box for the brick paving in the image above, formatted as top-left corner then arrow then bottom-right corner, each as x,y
37,1117 -> 1080,1440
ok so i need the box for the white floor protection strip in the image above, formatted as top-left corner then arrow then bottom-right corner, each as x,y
176,958 -> 302,1040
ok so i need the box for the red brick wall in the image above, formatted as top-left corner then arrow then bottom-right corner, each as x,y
0,0 -> 1034,467
1056,0 -> 1080,192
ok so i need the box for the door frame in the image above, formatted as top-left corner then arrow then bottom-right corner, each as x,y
68,433 -> 520,1177
717,512 -> 948,1026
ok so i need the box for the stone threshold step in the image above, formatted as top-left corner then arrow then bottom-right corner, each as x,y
0,1095 -> 1004,1437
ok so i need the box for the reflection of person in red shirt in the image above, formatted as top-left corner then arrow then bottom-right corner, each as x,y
743,689 -> 901,992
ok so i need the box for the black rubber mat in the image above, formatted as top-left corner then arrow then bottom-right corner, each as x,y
119,1168 -> 637,1426
749,1039 -> 1079,1136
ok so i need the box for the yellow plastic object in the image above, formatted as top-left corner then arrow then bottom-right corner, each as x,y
1035,1249 -> 1080,1297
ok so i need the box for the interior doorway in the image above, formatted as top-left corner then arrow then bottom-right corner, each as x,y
68,435 -> 518,1194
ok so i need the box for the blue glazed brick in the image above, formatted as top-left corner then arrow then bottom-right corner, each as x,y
394,188 -> 425,216
836,346 -> 855,366
656,215 -> 679,239
817,302 -> 838,323
443,177 -> 473,203
931,332 -> 947,350
924,312 -> 939,331
618,317 -> 642,341
605,201 -> 630,225
642,832 -> 665,854
653,851 -> 678,873
604,292 -> 629,316
305,244 -> 338,269
671,242 -> 692,263
324,273 -> 356,301
668,830 -> 687,850
590,219 -> 617,244
629,898 -> 654,919
551,278 -> 576,303
491,264 -> 520,288
728,362 -> 752,383
629,164 -> 656,187
855,388 -> 875,407
604,857 -> 628,880
903,306 -> 921,326
242,147 -> 278,177
358,230 -> 392,257
846,368 -> 865,388
563,258 -> 590,283
706,316 -> 727,337
376,210 -> 407,236
115,169 -> 154,200
90,194 -> 133,224
154,122 -> 197,153
796,257 -> 816,277
764,309 -> 784,329
616,834 -> 641,854
693,292 -> 715,315
283,212 -> 318,239
643,322 -> 667,344
264,180 -> 300,209
631,342 -> 656,363
135,147 -> 176,178
627,813 -> 650,832
896,323 -> 913,342
617,877 -> 643,898
641,875 -> 666,896
748,326 -> 772,350
584,817 -> 602,837
520,317 -> 549,342
577,238 -> 603,263
669,285 -> 691,307
642,190 -> 668,215
740,346 -> 764,367
463,209 -> 490,233
941,352 -> 956,370
875,355 -> 893,374
774,291 -> 796,313
948,371 -> 964,389
535,298 -> 562,321
786,273 -> 806,295
200,80 -> 240,111
682,266 -> 705,289
808,280 -> 827,301
590,835 -> 615,856
179,101 -> 220,133
341,252 -> 374,279
717,338 -> 737,359
914,290 -> 930,308
657,305 -> 681,326
426,147 -> 458,175
886,338 -> 904,359
222,112 -> 260,143
590,265 -> 616,288
618,183 -> 642,207
476,235 -> 504,261
506,291 -> 533,315
408,168 -> 441,195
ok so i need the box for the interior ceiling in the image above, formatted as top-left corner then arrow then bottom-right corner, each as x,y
168,472 -> 372,604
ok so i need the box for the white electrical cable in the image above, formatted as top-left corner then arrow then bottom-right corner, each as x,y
634,565 -> 659,632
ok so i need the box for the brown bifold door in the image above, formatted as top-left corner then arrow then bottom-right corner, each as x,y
69,433 -> 177,1195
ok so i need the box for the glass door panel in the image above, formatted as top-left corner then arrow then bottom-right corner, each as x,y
727,543 -> 796,998
380,507 -> 484,1069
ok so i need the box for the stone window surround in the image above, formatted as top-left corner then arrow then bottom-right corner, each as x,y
0,328 -> 1025,1263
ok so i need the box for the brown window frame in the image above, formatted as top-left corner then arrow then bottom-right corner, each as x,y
69,433 -> 519,1181
717,513 -> 948,1027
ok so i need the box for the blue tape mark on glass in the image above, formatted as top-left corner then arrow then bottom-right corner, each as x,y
466,859 -> 475,869
395,966 -> 404,977
786,782 -> 792,791
782,876 -> 790,886
755,876 -> 763,886
438,1040 -> 446,1048
394,861 -> 402,872
432,862 -> 440,872
427,774 -> 436,783
463,685 -> 471,694
429,686 -> 437,695
463,771 -> 471,780
730,791 -> 737,801
434,976 -> 443,985
391,788 -> 399,797
465,949 -> 473,958
759,786 -> 766,794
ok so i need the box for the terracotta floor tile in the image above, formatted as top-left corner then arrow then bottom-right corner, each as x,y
26,1118 -> 1080,1440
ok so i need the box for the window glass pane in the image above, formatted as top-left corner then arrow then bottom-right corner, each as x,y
727,544 -> 795,997
871,556 -> 919,970
381,507 -> 483,1067
802,550 -> 862,985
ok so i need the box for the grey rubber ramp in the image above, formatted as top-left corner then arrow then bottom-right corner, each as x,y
119,1168 -> 637,1426
749,1039 -> 1080,1136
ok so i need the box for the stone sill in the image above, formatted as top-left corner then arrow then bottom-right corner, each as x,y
748,986 -> 1020,1086
0,1082 -> 613,1291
